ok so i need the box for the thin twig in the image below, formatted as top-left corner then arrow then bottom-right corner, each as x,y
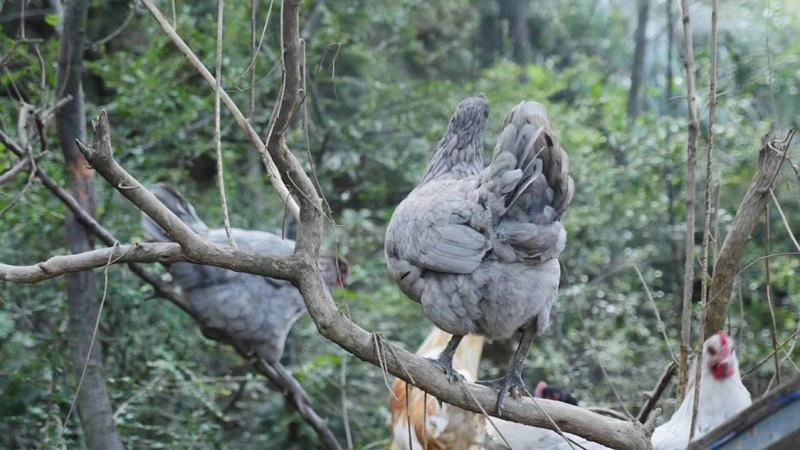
340,355 -> 354,450
405,383 -> 412,450
764,206 -> 781,387
91,3 -> 135,48
63,242 -> 121,431
238,0 -> 276,85
742,327 -> 800,378
678,0 -> 701,402
460,384 -> 513,450
214,0 -> 236,247
373,333 -> 398,401
522,385 -> 577,450
579,312 -> 632,418
249,0 -> 258,120
690,0 -> 718,437
633,264 -> 677,364
0,130 -> 38,217
636,362 -> 677,423
300,39 -> 333,221
422,390 -> 428,450
778,320 -> 800,372
769,189 -> 800,253
112,369 -> 167,419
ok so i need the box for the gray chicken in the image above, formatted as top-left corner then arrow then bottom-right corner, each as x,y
385,97 -> 574,412
141,184 -> 348,364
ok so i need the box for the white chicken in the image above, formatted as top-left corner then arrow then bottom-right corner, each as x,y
487,332 -> 751,450
652,331 -> 751,450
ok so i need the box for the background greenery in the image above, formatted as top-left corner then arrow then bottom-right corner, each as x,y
1,0 -> 799,448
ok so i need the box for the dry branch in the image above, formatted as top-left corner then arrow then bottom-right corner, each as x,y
0,243 -> 182,283
0,130 -> 185,307
678,0 -> 701,401
138,0 -> 300,220
704,129 -> 796,334
0,154 -> 34,186
637,362 -> 676,423
691,0 -> 719,436
75,113 -> 298,280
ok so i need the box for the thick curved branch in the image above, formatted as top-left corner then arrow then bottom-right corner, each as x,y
75,112 -> 299,281
297,264 -> 650,449
0,243 -> 182,283
705,129 -> 796,334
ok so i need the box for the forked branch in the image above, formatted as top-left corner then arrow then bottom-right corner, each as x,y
704,129 -> 796,335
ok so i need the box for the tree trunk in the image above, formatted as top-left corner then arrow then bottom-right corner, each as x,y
628,0 -> 650,119
55,1 -> 123,449
499,0 -> 531,67
664,0 -> 674,110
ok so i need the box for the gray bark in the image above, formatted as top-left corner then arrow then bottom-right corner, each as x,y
55,0 -> 124,449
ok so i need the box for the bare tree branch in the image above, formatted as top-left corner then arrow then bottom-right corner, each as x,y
213,0 -> 236,247
704,129 -> 796,334
138,0 -> 300,220
0,129 -> 185,307
75,112 -> 298,280
678,0 -> 701,402
690,0 -> 719,436
0,154 -> 34,186
637,362 -> 676,423
763,206 -> 781,387
0,243 -> 182,283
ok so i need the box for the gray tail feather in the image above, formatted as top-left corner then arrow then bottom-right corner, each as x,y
141,183 -> 209,242
490,101 -> 574,220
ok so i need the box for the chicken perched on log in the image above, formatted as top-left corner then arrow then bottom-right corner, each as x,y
141,184 -> 348,364
389,327 -> 486,450
385,97 -> 574,412
652,331 -> 751,450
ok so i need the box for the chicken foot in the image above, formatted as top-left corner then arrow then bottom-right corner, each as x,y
428,334 -> 465,383
477,322 -> 538,415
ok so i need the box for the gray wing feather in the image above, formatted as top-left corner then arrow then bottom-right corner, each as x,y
416,224 -> 486,274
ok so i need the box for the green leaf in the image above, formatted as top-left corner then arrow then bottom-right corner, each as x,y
44,14 -> 61,28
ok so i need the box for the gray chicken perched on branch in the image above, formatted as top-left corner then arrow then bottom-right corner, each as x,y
385,97 -> 574,412
141,184 -> 348,364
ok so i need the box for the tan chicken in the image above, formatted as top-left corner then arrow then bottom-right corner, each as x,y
390,328 -> 486,450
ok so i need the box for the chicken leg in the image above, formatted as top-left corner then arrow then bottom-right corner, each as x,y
477,322 -> 538,414
429,334 -> 464,383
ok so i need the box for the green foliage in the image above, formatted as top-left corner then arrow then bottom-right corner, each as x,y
1,0 -> 799,447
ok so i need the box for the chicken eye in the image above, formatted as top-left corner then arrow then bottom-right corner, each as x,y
707,347 -> 717,356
